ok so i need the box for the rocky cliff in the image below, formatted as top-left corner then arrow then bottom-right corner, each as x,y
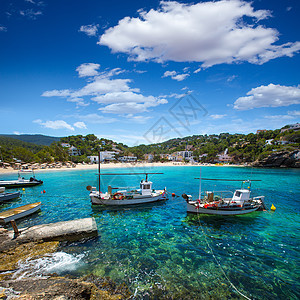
253,150 -> 300,168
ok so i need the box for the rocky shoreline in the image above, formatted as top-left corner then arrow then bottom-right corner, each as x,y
252,150 -> 300,168
0,226 -> 130,300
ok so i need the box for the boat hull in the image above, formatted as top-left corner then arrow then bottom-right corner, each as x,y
0,180 -> 43,189
90,191 -> 167,206
187,203 -> 261,215
0,202 -> 41,224
0,191 -> 20,203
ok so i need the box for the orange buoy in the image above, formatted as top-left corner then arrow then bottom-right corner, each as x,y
172,193 -> 176,197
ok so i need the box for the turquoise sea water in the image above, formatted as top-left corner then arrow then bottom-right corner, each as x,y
1,166 -> 299,299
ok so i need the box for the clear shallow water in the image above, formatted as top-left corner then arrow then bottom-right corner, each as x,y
1,166 -> 299,299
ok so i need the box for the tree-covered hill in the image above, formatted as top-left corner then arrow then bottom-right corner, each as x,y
0,134 -> 61,146
0,134 -> 129,164
0,126 -> 298,166
128,128 -> 300,163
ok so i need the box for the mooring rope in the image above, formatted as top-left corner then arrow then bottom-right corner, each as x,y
196,211 -> 252,300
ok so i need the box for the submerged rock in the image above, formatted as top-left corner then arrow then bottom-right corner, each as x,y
0,241 -> 59,281
0,277 -> 124,300
0,230 -> 129,299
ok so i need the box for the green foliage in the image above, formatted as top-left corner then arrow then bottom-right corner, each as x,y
0,134 -> 60,146
0,127 -> 298,164
127,128 -> 299,163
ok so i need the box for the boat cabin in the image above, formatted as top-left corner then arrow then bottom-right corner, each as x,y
140,180 -> 153,196
231,189 -> 250,204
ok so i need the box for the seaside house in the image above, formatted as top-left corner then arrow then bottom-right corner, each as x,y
87,156 -> 99,164
177,151 -> 193,161
160,154 -> 172,160
100,151 -> 117,162
199,153 -> 208,161
68,146 -> 81,156
280,123 -> 300,133
144,154 -> 154,162
293,151 -> 300,160
278,139 -> 290,145
118,156 -> 137,162
265,139 -> 274,146
216,148 -> 232,163
87,151 -> 118,163
169,151 -> 193,162
61,143 -> 71,148
256,129 -> 267,134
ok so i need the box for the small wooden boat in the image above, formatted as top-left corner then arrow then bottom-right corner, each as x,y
0,170 -> 43,189
87,153 -> 167,206
182,172 -> 267,216
0,202 -> 41,224
0,187 -> 20,203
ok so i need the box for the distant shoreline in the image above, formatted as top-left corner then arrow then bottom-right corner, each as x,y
0,162 -> 244,175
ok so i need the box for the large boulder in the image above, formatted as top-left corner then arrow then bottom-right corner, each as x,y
253,150 -> 300,168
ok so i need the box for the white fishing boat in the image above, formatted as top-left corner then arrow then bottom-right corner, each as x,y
0,170 -> 43,189
0,202 -> 41,224
88,177 -> 167,206
87,153 -> 167,206
182,175 -> 267,216
0,187 -> 20,203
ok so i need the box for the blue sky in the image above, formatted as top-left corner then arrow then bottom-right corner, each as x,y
0,0 -> 299,146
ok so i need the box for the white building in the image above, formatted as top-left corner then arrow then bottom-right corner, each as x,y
87,151 -> 117,163
265,139 -> 274,145
199,153 -> 208,160
118,156 -> 137,162
216,149 -> 232,163
61,143 -> 70,148
87,156 -> 99,164
175,151 -> 193,161
144,154 -> 154,162
281,123 -> 300,133
100,151 -> 117,161
68,146 -> 81,156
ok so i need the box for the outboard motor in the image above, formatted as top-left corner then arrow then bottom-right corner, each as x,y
182,193 -> 189,203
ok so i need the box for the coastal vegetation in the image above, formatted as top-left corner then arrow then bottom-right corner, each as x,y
0,126 -> 299,167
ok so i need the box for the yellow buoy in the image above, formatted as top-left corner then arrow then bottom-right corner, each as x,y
22,188 -> 25,191
271,204 -> 276,211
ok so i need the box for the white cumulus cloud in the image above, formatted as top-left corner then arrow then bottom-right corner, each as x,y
234,84 -> 300,110
210,114 -> 227,119
162,70 -> 189,81
76,63 -> 100,77
73,121 -> 87,129
42,65 -> 167,115
79,24 -> 99,36
20,9 -> 42,19
33,119 -> 75,131
98,0 -> 300,67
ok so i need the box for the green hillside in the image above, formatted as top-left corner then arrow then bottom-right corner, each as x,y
128,128 -> 300,163
0,134 -> 61,146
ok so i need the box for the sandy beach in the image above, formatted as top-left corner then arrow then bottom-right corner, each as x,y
0,161 -> 244,175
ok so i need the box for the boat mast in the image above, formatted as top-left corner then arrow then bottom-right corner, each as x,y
198,167 -> 202,201
98,151 -> 101,192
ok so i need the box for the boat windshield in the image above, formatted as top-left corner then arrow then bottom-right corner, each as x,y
18,169 -> 35,179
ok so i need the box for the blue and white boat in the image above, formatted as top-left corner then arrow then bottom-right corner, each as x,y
0,187 -> 20,203
182,178 -> 267,216
0,170 -> 43,189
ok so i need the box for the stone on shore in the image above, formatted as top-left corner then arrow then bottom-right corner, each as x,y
0,277 -> 125,300
0,218 -> 98,252
252,150 -> 300,168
